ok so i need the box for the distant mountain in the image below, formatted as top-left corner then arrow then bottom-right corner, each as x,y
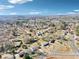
0,15 -> 79,22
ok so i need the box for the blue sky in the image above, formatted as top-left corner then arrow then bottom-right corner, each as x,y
0,0 -> 79,15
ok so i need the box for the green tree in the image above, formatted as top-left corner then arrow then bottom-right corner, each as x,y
76,26 -> 79,36
24,53 -> 32,59
11,49 -> 16,59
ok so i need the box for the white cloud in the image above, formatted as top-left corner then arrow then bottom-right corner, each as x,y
66,12 -> 76,15
0,5 -> 14,11
7,5 -> 14,8
56,13 -> 64,15
10,12 -> 17,15
74,9 -> 79,12
56,9 -> 79,15
8,0 -> 33,4
29,11 -> 41,15
56,12 -> 77,15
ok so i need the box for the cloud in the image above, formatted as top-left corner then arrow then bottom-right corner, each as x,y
56,13 -> 64,15
74,9 -> 79,12
66,9 -> 79,15
66,12 -> 76,15
0,5 -> 14,11
29,11 -> 41,15
8,0 -> 33,4
56,12 -> 77,15
10,12 -> 17,15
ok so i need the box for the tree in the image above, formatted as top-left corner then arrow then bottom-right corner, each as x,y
0,55 -> 2,59
11,49 -> 16,59
0,44 -> 4,53
60,21 -> 68,30
24,53 -> 32,59
76,26 -> 79,36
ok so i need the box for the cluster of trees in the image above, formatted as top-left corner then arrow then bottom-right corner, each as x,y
76,25 -> 79,36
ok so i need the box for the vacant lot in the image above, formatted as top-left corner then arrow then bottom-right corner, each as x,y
46,56 -> 79,59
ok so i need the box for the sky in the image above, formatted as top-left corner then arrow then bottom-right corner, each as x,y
0,0 -> 79,15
